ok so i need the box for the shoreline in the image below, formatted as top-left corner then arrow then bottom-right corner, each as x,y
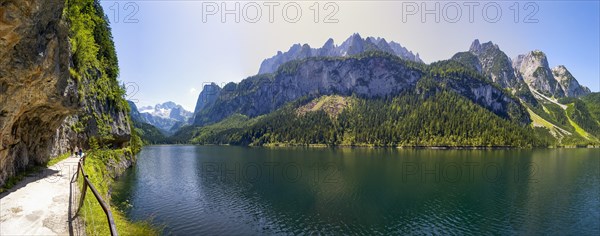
147,143 -> 600,149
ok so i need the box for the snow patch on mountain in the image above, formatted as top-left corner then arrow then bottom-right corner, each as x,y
135,101 -> 193,134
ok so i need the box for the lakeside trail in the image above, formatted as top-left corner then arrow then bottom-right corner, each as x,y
0,156 -> 85,235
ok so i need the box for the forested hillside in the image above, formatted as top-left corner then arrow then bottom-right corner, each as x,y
175,91 -> 545,147
173,38 -> 599,148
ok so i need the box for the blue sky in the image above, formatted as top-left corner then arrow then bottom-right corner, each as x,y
100,1 -> 600,111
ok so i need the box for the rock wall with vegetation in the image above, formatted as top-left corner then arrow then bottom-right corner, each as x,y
193,52 -> 528,127
0,0 -> 74,186
0,0 -> 137,186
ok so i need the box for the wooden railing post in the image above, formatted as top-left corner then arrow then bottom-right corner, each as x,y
75,162 -> 87,215
74,154 -> 119,236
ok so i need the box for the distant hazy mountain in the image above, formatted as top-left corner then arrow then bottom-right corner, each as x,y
258,33 -> 423,74
136,101 -> 192,134
128,101 -> 166,143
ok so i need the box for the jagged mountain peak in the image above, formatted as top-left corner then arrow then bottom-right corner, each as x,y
318,38 -> 336,57
371,38 -> 395,54
459,40 -> 588,97
459,40 -> 588,98
554,64 -> 568,70
552,65 -> 571,77
469,39 -> 500,55
366,36 -> 379,44
469,39 -> 481,51
517,50 -> 550,68
511,50 -> 590,98
531,50 -> 546,58
365,36 -> 390,46
322,38 -> 335,48
348,32 -> 362,41
338,33 -> 369,56
552,65 -> 591,97
202,82 -> 220,91
514,50 -> 564,97
257,34 -> 423,74
141,101 -> 192,119
522,50 -> 549,66
288,43 -> 303,53
514,51 -> 551,73
459,39 -> 518,88
156,101 -> 177,110
136,101 -> 193,134
388,41 -> 421,62
193,52 -> 530,127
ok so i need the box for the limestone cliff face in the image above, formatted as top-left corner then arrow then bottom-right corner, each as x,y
192,83 -> 221,123
513,51 -> 566,97
0,0 -> 132,186
453,40 -> 590,100
194,54 -> 528,126
49,103 -> 132,159
0,0 -> 76,185
49,116 -> 81,157
552,65 -> 591,97
195,55 -> 423,125
467,40 -> 522,89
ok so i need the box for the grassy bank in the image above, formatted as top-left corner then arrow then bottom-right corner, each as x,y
46,153 -> 71,167
77,148 -> 159,236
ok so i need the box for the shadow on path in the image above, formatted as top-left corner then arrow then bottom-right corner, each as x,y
0,157 -> 85,235
0,168 -> 59,199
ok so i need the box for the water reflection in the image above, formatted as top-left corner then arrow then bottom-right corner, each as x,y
113,146 -> 600,235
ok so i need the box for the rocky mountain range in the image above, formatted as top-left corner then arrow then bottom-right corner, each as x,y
194,52 -> 526,126
459,39 -> 521,88
184,36 -> 597,147
195,37 -> 592,126
455,39 -> 591,98
130,101 -> 192,134
258,33 -> 423,74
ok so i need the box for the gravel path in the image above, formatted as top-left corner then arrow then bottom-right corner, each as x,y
0,156 -> 85,235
